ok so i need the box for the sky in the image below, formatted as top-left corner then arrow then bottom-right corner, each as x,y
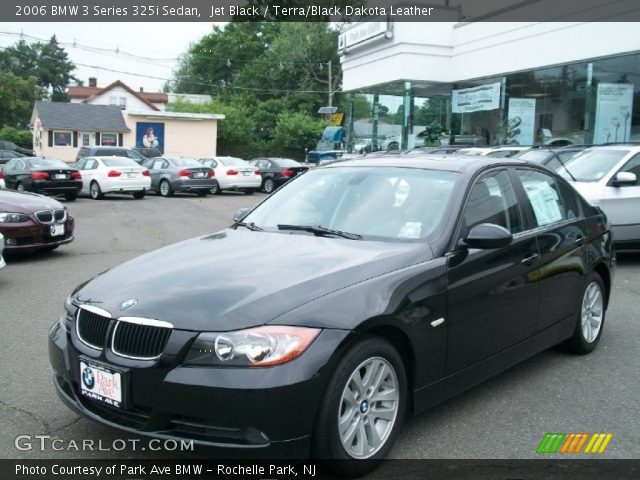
0,22 -> 221,92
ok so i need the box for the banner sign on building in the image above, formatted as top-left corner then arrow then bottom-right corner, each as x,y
594,83 -> 634,143
452,82 -> 501,113
507,98 -> 536,145
338,22 -> 390,52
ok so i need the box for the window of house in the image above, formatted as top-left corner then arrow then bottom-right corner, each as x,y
100,133 -> 118,146
118,97 -> 127,110
53,131 -> 72,147
109,96 -> 117,106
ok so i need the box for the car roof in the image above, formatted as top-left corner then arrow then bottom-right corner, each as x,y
327,153 -> 530,173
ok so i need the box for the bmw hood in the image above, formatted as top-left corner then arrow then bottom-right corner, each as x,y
73,229 -> 433,331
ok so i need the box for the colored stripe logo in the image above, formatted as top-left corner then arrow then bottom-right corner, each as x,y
537,433 -> 613,454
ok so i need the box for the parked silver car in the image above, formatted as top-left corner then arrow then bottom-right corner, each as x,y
142,156 -> 215,197
556,144 -> 640,249
0,232 -> 5,270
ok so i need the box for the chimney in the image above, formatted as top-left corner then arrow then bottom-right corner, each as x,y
139,87 -> 144,93
88,77 -> 97,87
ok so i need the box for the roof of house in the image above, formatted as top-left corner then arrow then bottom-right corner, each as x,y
32,102 -> 131,132
67,80 -> 167,110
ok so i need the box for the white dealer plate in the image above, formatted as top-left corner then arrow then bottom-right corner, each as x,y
79,360 -> 122,408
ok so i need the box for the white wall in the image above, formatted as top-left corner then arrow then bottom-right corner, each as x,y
85,86 -> 154,112
341,22 -> 640,90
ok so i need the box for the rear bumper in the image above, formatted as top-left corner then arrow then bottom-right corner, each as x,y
218,176 -> 262,190
33,180 -> 82,195
173,179 -> 216,192
102,178 -> 151,193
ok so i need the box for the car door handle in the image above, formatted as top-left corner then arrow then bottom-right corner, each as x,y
575,236 -> 586,246
521,253 -> 540,266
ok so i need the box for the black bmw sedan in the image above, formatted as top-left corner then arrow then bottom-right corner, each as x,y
3,157 -> 82,201
49,155 -> 614,476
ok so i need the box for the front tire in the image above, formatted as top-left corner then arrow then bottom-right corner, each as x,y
89,181 -> 104,200
313,335 -> 406,477
563,273 -> 606,354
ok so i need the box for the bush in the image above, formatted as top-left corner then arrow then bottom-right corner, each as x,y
0,126 -> 32,149
269,112 -> 325,161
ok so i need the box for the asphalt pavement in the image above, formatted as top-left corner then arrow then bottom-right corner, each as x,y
0,192 -> 638,462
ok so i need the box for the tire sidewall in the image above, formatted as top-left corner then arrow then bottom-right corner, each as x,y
90,181 -> 101,199
160,180 -> 171,197
264,178 -> 275,193
313,335 -> 407,473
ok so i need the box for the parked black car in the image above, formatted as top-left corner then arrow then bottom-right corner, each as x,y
49,155 -> 613,477
248,157 -> 309,193
0,149 -> 26,161
3,157 -> 82,200
0,140 -> 35,157
76,146 -> 146,164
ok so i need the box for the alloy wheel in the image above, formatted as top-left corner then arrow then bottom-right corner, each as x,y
338,357 -> 399,459
581,281 -> 603,343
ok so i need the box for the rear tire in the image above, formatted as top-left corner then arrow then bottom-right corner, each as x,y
563,273 -> 606,354
89,181 -> 104,200
159,179 -> 173,197
132,191 -> 145,199
313,335 -> 407,477
209,180 -> 220,195
64,193 -> 78,201
263,178 -> 276,194
16,182 -> 25,192
196,190 -> 208,197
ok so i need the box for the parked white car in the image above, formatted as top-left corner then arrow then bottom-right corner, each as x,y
0,232 -> 5,270
558,145 -> 640,249
73,156 -> 151,200
198,156 -> 261,195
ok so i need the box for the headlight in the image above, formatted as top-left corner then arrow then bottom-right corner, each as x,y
0,212 -> 29,223
185,326 -> 320,367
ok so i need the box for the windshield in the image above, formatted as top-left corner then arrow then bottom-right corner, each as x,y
557,149 -> 629,182
102,158 -> 139,167
516,150 -> 553,163
30,158 -> 68,169
219,157 -> 247,166
243,166 -> 460,241
169,157 -> 201,167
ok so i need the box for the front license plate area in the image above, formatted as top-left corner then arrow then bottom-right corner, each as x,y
79,359 -> 125,408
50,224 -> 65,237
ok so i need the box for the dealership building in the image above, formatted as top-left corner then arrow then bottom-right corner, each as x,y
339,9 -> 640,149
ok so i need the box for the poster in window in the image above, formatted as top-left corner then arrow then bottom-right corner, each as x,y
594,83 -> 634,144
136,122 -> 165,153
507,98 -> 536,145
54,132 -> 72,146
101,133 -> 117,146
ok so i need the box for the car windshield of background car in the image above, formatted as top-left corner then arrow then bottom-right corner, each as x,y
558,149 -> 629,182
102,158 -> 139,167
244,167 -> 460,242
31,158 -> 68,169
171,158 -> 201,167
220,157 -> 246,166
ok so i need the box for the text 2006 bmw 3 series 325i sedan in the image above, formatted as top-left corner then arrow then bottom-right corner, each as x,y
49,155 -> 614,477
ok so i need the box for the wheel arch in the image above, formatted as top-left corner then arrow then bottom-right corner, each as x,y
592,262 -> 611,307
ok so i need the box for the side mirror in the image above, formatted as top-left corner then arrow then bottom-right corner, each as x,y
613,171 -> 637,187
462,223 -> 513,249
233,207 -> 250,223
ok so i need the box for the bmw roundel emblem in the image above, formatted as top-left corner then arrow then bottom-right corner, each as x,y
82,368 -> 94,389
118,298 -> 138,311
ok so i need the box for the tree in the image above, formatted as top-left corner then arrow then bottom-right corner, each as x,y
269,111 -> 326,159
0,73 -> 42,129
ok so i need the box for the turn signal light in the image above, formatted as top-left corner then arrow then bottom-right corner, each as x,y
31,171 -> 49,180
107,170 -> 122,177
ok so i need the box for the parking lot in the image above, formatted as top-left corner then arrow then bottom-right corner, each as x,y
0,192 -> 639,460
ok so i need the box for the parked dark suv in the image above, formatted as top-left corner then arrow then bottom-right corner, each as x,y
0,140 -> 35,157
75,146 -> 146,164
133,147 -> 162,159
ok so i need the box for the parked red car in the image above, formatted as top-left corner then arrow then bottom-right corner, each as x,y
0,189 -> 75,252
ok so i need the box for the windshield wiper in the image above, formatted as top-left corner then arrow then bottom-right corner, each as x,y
234,221 -> 263,231
277,224 -> 362,240
550,151 -> 577,182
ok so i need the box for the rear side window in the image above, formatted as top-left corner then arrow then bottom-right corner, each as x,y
516,169 -> 578,227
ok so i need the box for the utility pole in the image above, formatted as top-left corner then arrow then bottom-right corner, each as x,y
328,60 -> 332,107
